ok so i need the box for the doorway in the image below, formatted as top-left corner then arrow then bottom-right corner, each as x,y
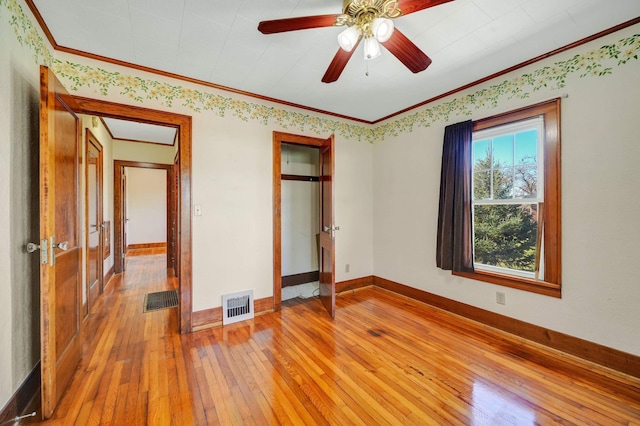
272,132 -> 336,317
114,161 -> 173,270
73,96 -> 193,333
280,143 -> 320,301
85,129 -> 104,314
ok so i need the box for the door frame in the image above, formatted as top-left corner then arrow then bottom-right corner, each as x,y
272,131 -> 328,311
170,152 -> 180,277
85,129 -> 104,315
73,96 -> 193,333
114,160 -> 173,269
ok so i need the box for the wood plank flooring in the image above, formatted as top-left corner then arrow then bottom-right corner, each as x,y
34,253 -> 640,425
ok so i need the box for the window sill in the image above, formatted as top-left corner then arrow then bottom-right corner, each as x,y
453,270 -> 561,298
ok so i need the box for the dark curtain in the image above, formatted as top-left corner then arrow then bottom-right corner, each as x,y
436,120 -> 474,272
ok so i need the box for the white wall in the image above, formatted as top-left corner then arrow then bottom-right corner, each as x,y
0,0 -> 43,406
113,139 -> 175,164
281,181 -> 319,275
373,25 -> 640,356
281,144 -> 319,276
125,167 -> 167,245
101,127 -> 115,275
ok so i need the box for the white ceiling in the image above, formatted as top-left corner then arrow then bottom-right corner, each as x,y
102,117 -> 177,145
32,0 -> 640,122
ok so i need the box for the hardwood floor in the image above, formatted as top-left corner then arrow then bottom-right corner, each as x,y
35,254 -> 640,425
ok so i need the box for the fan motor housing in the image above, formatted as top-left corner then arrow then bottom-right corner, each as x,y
343,0 -> 401,19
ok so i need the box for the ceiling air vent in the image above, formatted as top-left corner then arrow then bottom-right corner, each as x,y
222,290 -> 254,325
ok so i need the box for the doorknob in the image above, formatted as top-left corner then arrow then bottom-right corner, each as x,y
323,225 -> 340,238
27,239 -> 48,264
55,241 -> 69,251
49,237 -> 69,266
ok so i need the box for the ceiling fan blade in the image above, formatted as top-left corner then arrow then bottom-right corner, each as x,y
396,0 -> 453,16
322,39 -> 361,83
381,29 -> 432,73
258,14 -> 341,34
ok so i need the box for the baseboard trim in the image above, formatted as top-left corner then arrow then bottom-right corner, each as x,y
191,276 -> 375,331
255,296 -> 274,317
192,307 -> 221,330
337,275 -> 374,294
373,276 -> 640,379
0,362 -> 40,424
126,242 -> 166,250
104,264 -> 114,289
192,296 -> 274,331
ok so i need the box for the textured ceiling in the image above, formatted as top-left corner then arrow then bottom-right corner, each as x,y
102,117 -> 177,145
32,0 -> 640,122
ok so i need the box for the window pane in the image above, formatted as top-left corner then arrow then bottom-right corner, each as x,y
473,204 -> 538,273
493,135 -> 513,167
493,167 -> 513,199
515,130 -> 537,165
515,165 -> 537,198
473,170 -> 491,200
474,139 -> 491,170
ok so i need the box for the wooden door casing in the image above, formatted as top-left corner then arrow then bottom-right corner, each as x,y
39,65 -> 83,419
171,155 -> 180,278
72,96 -> 193,334
272,132 -> 335,316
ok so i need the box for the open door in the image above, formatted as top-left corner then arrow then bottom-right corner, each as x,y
319,135 -> 336,318
122,172 -> 127,271
38,66 -> 83,418
86,131 -> 103,310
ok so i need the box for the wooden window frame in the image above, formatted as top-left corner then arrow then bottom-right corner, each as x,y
454,99 -> 562,298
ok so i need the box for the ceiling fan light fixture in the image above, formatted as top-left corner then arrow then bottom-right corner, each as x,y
371,17 -> 394,42
363,36 -> 381,60
338,26 -> 361,52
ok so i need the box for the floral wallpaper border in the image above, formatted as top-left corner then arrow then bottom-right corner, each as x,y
2,0 -> 639,143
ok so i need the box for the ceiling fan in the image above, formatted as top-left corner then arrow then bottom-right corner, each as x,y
258,0 -> 453,83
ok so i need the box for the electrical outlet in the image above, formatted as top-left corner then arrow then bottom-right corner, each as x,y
496,292 -> 506,305
345,264 -> 350,273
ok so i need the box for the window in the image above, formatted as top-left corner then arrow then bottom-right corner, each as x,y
456,100 -> 561,297
472,117 -> 543,278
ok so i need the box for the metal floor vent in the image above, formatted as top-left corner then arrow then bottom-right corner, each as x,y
143,290 -> 179,313
222,290 -> 254,325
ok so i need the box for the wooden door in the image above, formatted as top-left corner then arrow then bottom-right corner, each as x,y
318,135 -> 336,318
86,132 -> 103,309
39,65 -> 83,419
122,172 -> 127,271
113,164 -> 127,274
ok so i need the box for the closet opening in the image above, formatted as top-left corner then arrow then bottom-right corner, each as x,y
281,143 -> 321,302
